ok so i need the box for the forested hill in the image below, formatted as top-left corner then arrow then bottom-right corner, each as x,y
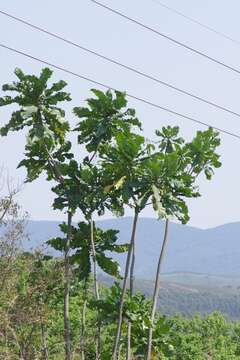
99,273 -> 240,320
23,217 -> 240,277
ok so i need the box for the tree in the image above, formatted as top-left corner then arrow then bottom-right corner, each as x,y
48,220 -> 128,358
144,126 -> 221,359
0,171 -> 29,359
0,67 -> 74,360
0,250 -> 64,359
0,172 -> 28,291
99,130 -> 153,359
73,89 -> 145,359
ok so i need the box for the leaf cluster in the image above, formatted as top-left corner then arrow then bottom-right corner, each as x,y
73,89 -> 141,154
48,221 -> 128,280
0,68 -> 72,182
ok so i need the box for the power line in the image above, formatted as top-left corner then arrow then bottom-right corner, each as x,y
1,42 -> 240,140
1,9 -> 240,119
150,0 -> 240,47
89,0 -> 240,76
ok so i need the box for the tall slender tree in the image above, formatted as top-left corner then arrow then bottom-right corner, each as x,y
67,88 -> 143,358
0,67 -> 76,360
144,126 -> 221,359
98,131 -> 156,359
73,89 -> 146,359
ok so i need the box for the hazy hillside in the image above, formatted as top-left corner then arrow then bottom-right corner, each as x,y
22,217 -> 240,277
21,218 -> 240,318
99,273 -> 240,319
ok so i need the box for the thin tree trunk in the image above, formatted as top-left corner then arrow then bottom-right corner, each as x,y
80,299 -> 87,360
126,231 -> 136,360
90,217 -> 99,300
90,216 -> 101,360
112,210 -> 139,360
80,280 -> 88,360
118,342 -> 123,360
40,322 -> 49,360
8,326 -> 23,358
37,110 -> 72,359
145,219 -> 169,360
126,323 -> 131,360
64,211 -> 72,360
4,327 -> 9,359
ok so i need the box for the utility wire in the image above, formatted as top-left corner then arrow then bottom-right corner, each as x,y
1,43 -> 240,140
150,0 -> 240,47
89,0 -> 240,76
0,9 -> 240,119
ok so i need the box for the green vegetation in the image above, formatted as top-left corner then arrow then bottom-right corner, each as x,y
1,254 -> 240,359
0,68 -> 226,359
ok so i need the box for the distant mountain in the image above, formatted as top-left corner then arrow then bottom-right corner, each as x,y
22,217 -> 240,278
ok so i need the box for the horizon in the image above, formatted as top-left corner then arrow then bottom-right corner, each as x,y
26,215 -> 240,231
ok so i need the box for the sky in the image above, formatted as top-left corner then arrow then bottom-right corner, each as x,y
1,0 -> 240,229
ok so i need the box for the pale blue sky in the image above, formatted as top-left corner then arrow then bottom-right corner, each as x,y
1,0 -> 240,228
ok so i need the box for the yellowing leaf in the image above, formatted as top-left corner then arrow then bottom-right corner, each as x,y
104,184 -> 114,194
114,176 -> 126,190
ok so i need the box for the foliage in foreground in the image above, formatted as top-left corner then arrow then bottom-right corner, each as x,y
0,254 -> 240,360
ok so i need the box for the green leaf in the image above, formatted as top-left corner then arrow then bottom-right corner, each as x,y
113,91 -> 127,109
39,67 -> 53,87
21,105 -> 38,119
96,253 -> 121,278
